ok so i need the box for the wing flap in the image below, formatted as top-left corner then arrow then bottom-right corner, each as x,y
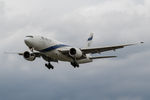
90,56 -> 117,59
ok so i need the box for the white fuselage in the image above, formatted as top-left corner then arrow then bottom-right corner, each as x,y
24,36 -> 92,64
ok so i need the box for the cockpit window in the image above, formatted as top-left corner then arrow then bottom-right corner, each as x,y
26,36 -> 33,38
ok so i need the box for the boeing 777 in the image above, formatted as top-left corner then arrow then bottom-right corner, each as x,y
9,33 -> 143,69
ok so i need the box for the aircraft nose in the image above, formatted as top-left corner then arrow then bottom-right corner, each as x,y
24,38 -> 30,46
24,37 -> 33,47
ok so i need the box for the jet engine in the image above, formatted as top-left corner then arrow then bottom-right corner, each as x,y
23,51 -> 36,61
69,48 -> 83,58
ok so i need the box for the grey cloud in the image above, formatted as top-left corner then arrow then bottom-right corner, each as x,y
0,0 -> 150,100
0,1 -> 5,14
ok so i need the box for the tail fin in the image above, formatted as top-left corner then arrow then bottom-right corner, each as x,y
86,33 -> 94,48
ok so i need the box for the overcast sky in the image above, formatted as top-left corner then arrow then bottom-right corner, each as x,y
0,0 -> 150,100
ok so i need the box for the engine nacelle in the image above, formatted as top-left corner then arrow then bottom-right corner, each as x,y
23,51 -> 36,61
69,48 -> 83,58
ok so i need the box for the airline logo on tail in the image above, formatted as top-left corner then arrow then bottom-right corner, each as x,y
87,33 -> 94,47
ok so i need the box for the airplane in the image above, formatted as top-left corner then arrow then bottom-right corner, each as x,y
10,33 -> 143,69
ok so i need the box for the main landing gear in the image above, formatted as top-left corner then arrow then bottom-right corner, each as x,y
45,62 -> 54,69
71,62 -> 79,68
71,57 -> 79,68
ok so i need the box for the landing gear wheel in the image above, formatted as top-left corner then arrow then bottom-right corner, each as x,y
71,62 -> 79,68
45,62 -> 54,70
45,64 -> 50,69
49,63 -> 54,69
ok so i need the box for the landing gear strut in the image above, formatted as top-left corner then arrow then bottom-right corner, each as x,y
45,62 -> 54,69
70,57 -> 79,68
71,62 -> 79,68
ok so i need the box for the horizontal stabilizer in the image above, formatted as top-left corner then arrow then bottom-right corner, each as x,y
90,56 -> 117,59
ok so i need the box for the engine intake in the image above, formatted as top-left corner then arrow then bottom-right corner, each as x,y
70,48 -> 76,55
69,48 -> 82,58
23,51 -> 36,61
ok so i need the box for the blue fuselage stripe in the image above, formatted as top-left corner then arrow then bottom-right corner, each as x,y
40,44 -> 68,52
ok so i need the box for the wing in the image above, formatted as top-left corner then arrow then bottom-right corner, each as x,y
5,51 -> 58,62
18,52 -> 41,57
81,42 -> 144,54
4,51 -> 41,57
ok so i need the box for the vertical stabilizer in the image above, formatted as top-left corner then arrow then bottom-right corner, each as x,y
86,33 -> 94,48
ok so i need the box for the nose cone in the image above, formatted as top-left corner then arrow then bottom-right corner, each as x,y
24,37 -> 33,48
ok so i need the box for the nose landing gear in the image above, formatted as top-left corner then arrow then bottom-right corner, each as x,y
29,47 -> 34,52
